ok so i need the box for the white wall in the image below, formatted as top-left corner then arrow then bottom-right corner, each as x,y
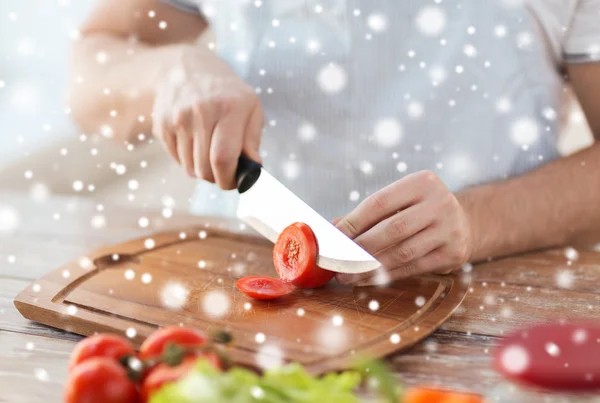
0,0 -> 93,163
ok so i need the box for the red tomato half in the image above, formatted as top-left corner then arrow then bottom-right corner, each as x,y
64,357 -> 139,403
273,222 -> 334,288
68,334 -> 135,371
139,326 -> 207,361
236,276 -> 294,300
141,353 -> 222,402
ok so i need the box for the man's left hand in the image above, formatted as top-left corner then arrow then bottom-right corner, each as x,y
335,170 -> 474,286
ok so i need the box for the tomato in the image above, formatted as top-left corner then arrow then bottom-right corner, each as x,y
236,276 -> 294,300
69,334 -> 135,371
139,326 -> 207,360
64,357 -> 139,403
141,353 -> 222,402
402,387 -> 482,403
273,222 -> 334,288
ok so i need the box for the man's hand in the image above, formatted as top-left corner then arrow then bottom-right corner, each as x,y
335,171 -> 474,286
152,47 -> 264,189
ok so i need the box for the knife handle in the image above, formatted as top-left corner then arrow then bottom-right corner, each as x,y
236,154 -> 262,194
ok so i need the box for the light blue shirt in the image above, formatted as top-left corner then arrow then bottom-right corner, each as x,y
163,0 -> 599,220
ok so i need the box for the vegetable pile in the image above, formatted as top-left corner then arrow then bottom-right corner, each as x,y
64,326 -> 483,403
64,326 -> 226,403
236,222 -> 335,300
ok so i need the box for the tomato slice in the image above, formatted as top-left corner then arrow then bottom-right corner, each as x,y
236,276 -> 294,300
273,222 -> 334,288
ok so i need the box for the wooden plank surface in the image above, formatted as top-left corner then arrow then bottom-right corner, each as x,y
2,192 -> 600,402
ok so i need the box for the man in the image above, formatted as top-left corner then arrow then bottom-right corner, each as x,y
69,0 -> 600,286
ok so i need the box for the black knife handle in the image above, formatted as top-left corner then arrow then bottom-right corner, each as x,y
236,154 -> 262,194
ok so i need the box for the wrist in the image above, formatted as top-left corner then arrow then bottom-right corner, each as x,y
456,187 -> 487,263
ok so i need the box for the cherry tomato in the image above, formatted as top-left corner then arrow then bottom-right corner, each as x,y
236,276 -> 294,300
69,334 -> 135,371
273,222 -> 334,288
141,353 -> 222,402
64,357 -> 139,403
139,326 -> 207,360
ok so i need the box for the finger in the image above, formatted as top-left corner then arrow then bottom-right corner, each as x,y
210,102 -> 248,190
156,120 -> 180,164
355,248 -> 451,286
353,202 -> 434,255
336,171 -> 439,239
192,104 -> 217,182
331,216 -> 344,226
375,226 -> 446,270
176,128 -> 195,177
242,105 -> 264,164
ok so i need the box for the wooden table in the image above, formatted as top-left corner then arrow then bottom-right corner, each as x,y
2,192 -> 600,402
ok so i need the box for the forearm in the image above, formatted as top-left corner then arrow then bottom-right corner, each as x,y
459,143 -> 600,262
68,35 -> 190,142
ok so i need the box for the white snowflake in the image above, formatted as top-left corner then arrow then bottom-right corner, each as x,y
95,51 -> 108,64
144,238 -> 155,249
90,215 -> 106,229
368,300 -> 380,311
374,118 -> 403,147
128,180 -> 139,191
510,117 -> 540,146
415,296 -> 426,307
573,329 -> 588,344
34,368 -> 49,382
256,344 -> 284,369
30,182 -> 50,202
390,333 -> 401,344
255,332 -> 266,344
72,180 -> 84,192
126,327 -> 137,338
282,160 -> 300,180
396,162 -> 408,173
332,315 -> 344,326
359,160 -> 374,175
496,97 -> 512,114
495,25 -> 508,38
415,6 -> 446,36
367,13 -> 388,32
124,269 -> 135,280
545,342 -> 560,357
0,205 -> 20,233
317,64 -> 347,94
141,273 -> 152,284
349,191 -> 360,202
564,247 -> 579,261
555,269 -> 574,289
202,290 -> 231,318
160,282 -> 189,310
298,122 -> 317,142
296,308 -> 305,317
500,345 -> 530,374
138,217 -> 149,228
407,102 -> 424,119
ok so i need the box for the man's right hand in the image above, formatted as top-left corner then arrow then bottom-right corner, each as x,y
152,46 -> 264,189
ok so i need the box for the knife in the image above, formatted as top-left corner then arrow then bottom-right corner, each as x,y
235,154 -> 380,274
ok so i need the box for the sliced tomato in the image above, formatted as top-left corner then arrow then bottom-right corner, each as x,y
273,222 -> 334,288
236,276 -> 294,300
139,326 -> 207,361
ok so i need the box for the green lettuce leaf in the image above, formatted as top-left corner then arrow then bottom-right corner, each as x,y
150,359 -> 363,403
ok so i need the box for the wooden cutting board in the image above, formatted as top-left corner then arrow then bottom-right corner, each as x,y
14,226 -> 469,374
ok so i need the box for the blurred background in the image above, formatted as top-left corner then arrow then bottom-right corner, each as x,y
0,0 -> 595,213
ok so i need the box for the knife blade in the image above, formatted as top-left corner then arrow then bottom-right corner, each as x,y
235,155 -> 380,274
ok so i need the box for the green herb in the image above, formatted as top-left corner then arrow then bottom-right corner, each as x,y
150,359 -> 363,403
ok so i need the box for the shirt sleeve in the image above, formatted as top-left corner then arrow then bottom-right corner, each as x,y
564,0 -> 600,63
160,0 -> 201,15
